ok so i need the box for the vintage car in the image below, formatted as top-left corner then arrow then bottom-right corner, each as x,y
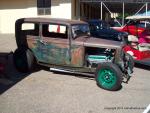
87,20 -> 128,42
13,18 -> 133,91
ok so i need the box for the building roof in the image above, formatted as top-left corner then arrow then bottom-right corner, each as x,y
126,11 -> 150,19
80,0 -> 150,14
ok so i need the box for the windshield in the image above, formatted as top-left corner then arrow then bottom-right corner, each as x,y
90,21 -> 110,31
127,20 -> 150,28
138,22 -> 150,28
101,21 -> 110,29
72,24 -> 90,38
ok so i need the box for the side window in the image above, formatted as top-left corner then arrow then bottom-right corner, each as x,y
42,24 -> 68,39
128,21 -> 137,26
21,23 -> 39,36
89,24 -> 96,31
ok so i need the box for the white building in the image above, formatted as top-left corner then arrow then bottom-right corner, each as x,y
0,0 -> 79,34
0,0 -> 149,34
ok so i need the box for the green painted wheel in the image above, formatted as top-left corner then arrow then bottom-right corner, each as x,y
97,69 -> 117,89
96,63 -> 122,91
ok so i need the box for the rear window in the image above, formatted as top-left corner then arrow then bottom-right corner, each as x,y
22,23 -> 35,30
20,23 -> 39,36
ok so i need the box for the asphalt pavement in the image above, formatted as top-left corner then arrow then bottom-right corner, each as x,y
0,34 -> 150,113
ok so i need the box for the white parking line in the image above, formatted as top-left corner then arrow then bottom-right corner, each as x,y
143,104 -> 150,113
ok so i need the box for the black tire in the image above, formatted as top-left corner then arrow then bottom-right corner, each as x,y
13,48 -> 34,73
95,63 -> 123,91
125,53 -> 134,71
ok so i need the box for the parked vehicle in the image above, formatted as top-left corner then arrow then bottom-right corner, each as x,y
120,20 -> 150,36
13,18 -> 133,91
118,16 -> 150,64
87,20 -> 128,42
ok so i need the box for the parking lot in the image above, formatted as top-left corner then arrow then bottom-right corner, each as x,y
0,34 -> 150,113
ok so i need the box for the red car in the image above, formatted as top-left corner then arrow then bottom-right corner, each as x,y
114,17 -> 150,65
123,20 -> 150,36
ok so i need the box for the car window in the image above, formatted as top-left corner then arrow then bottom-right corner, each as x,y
89,21 -> 110,31
21,23 -> 39,36
127,21 -> 137,26
138,22 -> 150,28
72,24 -> 90,39
101,21 -> 110,29
89,24 -> 96,31
22,23 -> 35,30
42,24 -> 68,39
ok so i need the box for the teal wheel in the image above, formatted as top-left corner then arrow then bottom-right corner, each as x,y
95,63 -> 122,91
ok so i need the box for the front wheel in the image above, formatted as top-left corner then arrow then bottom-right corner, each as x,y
95,63 -> 123,91
125,53 -> 134,71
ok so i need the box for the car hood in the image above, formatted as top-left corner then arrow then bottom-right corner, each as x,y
74,36 -> 124,49
91,28 -> 127,42
97,28 -> 126,36
84,37 -> 123,49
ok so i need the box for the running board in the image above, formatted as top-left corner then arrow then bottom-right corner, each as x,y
50,68 -> 94,77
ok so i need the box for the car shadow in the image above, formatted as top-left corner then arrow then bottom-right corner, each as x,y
52,70 -> 123,91
45,68 -> 123,91
0,52 -> 40,95
135,63 -> 150,70
0,51 -> 124,93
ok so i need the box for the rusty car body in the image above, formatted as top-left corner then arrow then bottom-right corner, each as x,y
13,18 -> 133,91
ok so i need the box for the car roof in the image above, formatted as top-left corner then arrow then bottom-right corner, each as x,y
19,18 -> 87,25
126,16 -> 150,20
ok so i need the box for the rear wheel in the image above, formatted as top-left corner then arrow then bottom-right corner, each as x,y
95,63 -> 123,91
13,48 -> 34,73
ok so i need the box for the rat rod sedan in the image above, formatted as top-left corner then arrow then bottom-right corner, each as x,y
13,18 -> 133,91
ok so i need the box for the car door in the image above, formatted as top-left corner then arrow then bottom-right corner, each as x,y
70,24 -> 86,67
70,39 -> 85,67
24,22 -> 47,62
37,23 -> 71,65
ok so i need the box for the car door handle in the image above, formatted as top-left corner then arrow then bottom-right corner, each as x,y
40,40 -> 47,45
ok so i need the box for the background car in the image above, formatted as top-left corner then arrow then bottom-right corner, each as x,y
120,20 -> 150,36
118,17 -> 150,64
87,19 -> 128,42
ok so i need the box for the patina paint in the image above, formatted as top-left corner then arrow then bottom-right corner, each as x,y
27,35 -> 85,67
71,45 -> 84,67
27,36 -> 70,65
27,36 -> 47,62
46,43 -> 70,65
